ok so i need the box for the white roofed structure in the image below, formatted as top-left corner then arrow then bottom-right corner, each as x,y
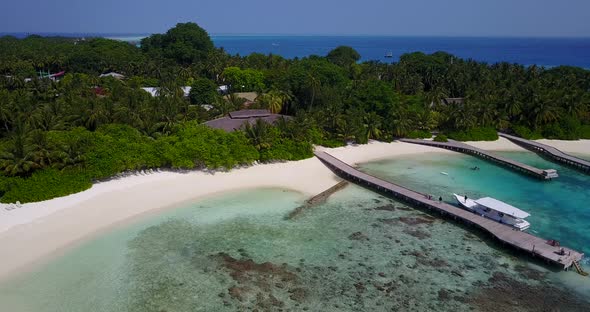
475,197 -> 530,219
141,87 -> 159,97
217,85 -> 229,93
140,87 -> 192,98
181,86 -> 191,97
99,72 -> 125,79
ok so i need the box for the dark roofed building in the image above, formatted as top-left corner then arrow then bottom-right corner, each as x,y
205,109 -> 291,132
228,109 -> 270,119
441,97 -> 465,105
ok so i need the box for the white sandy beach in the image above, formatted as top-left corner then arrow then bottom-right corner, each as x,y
536,139 -> 590,155
0,138 -> 587,281
464,137 -> 527,151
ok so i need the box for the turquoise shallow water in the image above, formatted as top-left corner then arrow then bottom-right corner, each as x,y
360,151 -> 590,260
1,153 -> 589,311
0,189 -> 306,311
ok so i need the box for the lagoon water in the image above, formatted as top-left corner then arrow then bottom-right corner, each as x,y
1,152 -> 589,311
360,151 -> 590,261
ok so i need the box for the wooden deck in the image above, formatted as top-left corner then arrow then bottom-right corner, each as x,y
314,151 -> 584,270
499,133 -> 590,174
286,181 -> 348,220
399,138 -> 557,180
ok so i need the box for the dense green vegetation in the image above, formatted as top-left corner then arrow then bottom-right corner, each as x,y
447,127 -> 499,141
433,135 -> 448,142
406,130 -> 433,139
1,22 -> 589,202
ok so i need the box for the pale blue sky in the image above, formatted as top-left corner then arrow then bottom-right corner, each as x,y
1,0 -> 589,37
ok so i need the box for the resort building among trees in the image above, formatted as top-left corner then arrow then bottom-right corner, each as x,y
441,97 -> 465,105
204,109 -> 290,132
99,72 -> 125,79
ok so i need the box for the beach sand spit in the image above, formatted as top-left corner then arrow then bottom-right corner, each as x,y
0,138 -> 587,281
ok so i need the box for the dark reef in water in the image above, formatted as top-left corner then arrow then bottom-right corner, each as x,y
465,272 -> 588,312
403,228 -> 432,239
348,232 -> 370,241
398,216 -> 437,226
119,188 -> 589,312
213,252 -> 307,310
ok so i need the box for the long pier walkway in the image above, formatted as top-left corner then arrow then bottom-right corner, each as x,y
399,138 -> 558,180
314,151 -> 584,270
499,133 -> 590,174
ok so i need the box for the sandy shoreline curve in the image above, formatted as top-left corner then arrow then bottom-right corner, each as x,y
0,138 -> 588,281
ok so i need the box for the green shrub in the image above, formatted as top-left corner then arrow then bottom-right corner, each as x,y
433,134 -> 448,142
558,117 -> 582,140
579,125 -> 590,139
512,125 -> 542,140
319,138 -> 346,148
0,168 -> 92,203
518,118 -> 588,140
537,117 -> 586,140
259,139 -> 313,162
541,123 -> 566,140
0,174 -> 17,199
447,127 -> 498,141
0,120 -> 315,203
406,130 -> 432,139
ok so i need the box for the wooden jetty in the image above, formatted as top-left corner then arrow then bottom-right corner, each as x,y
399,138 -> 558,180
499,133 -> 590,174
286,181 -> 348,220
314,151 -> 584,271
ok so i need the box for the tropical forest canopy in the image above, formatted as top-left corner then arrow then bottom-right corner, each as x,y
0,22 -> 588,202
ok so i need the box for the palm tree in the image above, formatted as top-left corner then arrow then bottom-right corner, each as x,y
562,89 -> 586,118
0,125 -> 38,176
425,86 -> 449,107
449,104 -> 477,130
500,90 -> 522,123
0,89 -> 14,132
306,72 -> 321,109
475,101 -> 497,127
364,112 -> 382,141
28,130 -> 55,168
257,89 -> 292,114
414,109 -> 437,131
177,67 -> 191,84
274,89 -> 293,112
339,109 -> 365,143
532,100 -> 560,128
77,99 -> 108,131
113,102 -> 145,129
243,119 -> 271,150
54,137 -> 87,169
30,104 -> 66,131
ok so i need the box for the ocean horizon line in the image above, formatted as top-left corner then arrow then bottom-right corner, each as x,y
2,32 -> 590,40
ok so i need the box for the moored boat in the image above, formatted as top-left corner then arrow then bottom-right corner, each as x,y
453,194 -> 531,231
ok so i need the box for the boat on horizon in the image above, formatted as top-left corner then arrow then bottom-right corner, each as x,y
452,194 -> 531,231
385,51 -> 393,58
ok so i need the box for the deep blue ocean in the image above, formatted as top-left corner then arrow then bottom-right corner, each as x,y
2,32 -> 590,68
213,35 -> 590,68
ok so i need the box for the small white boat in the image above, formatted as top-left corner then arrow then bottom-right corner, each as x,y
440,172 -> 449,176
453,193 -> 530,231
